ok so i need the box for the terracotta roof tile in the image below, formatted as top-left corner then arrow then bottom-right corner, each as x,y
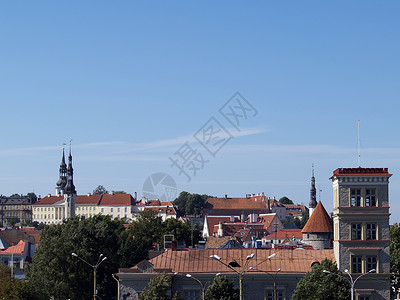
33,196 -> 63,205
75,194 -> 102,205
332,167 -> 391,176
263,229 -> 303,240
205,197 -> 269,210
302,202 -> 333,233
128,248 -> 335,274
99,194 -> 134,206
0,240 -> 25,255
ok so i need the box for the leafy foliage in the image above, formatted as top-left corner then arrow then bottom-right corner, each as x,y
284,209 -> 309,229
205,274 -> 239,300
292,259 -> 350,300
0,264 -> 32,300
391,223 -> 400,297
173,191 -> 211,215
278,196 -> 294,204
162,218 -> 201,248
26,215 -> 135,299
7,217 -> 20,227
139,272 -> 173,300
92,185 -> 109,195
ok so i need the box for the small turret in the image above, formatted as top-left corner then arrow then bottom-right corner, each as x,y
56,147 -> 67,196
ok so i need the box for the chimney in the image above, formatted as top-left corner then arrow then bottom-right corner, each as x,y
225,194 -> 227,199
134,192 -> 137,200
218,222 -> 223,237
267,199 -> 271,211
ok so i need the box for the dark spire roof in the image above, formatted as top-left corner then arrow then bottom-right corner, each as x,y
56,147 -> 67,189
64,147 -> 76,194
309,165 -> 317,209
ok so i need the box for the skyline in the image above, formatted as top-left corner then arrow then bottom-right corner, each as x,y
1,1 -> 399,222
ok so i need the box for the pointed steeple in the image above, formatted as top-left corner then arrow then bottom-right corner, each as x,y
56,146 -> 67,196
64,145 -> 76,195
309,164 -> 317,216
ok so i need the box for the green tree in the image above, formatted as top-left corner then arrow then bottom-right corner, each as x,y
139,272 -> 172,300
173,191 -> 211,215
279,196 -> 294,205
113,190 -> 127,194
0,264 -> 32,299
7,217 -> 20,227
292,259 -> 350,300
391,223 -> 400,297
92,185 -> 109,195
205,274 -> 239,300
26,215 -> 134,299
162,218 -> 201,248
128,210 -> 164,264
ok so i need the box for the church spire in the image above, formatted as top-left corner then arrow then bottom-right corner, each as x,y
309,164 -> 317,216
56,145 -> 67,196
64,143 -> 76,195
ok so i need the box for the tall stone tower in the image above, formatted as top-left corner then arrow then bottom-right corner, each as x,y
63,147 -> 76,218
331,167 -> 391,299
55,147 -> 67,196
309,165 -> 317,217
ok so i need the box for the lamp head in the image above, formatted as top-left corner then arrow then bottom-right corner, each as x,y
186,274 -> 192,278
71,253 -> 78,257
210,254 -> 221,260
246,253 -> 255,260
369,269 -> 376,273
323,270 -> 331,274
277,268 -> 281,272
268,253 -> 277,259
344,269 -> 349,273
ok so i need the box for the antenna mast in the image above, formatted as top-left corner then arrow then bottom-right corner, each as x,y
358,120 -> 361,167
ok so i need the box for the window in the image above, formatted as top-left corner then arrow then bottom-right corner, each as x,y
366,224 -> 377,240
125,207 -> 127,212
111,208 -> 113,212
365,189 -> 376,206
267,291 -> 284,300
367,256 -> 377,272
183,290 -> 200,300
352,224 -> 362,240
101,208 -> 104,213
352,256 -> 362,273
359,296 -> 370,300
118,208 -> 120,212
351,189 -> 361,206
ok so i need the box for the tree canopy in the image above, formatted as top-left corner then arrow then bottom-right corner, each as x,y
173,191 -> 211,215
139,273 -> 174,300
391,223 -> 400,297
205,274 -> 239,300
292,259 -> 350,300
0,264 -> 31,300
26,215 -> 135,299
278,196 -> 294,205
284,209 -> 309,229
92,185 -> 109,195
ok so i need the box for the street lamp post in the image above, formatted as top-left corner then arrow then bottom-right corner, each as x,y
211,253 -> 274,300
112,274 -> 121,300
323,268 -> 376,300
249,267 -> 281,300
72,253 -> 107,300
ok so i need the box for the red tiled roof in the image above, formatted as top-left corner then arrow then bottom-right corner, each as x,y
33,196 -> 63,205
332,167 -> 391,176
122,248 -> 335,274
212,223 -> 264,236
147,200 -> 161,206
263,229 -> 303,240
302,202 -> 333,233
76,194 -> 102,205
205,216 -> 238,236
99,194 -> 134,206
205,197 -> 269,210
0,240 -> 25,255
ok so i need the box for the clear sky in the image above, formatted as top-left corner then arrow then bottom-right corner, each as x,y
1,1 -> 400,222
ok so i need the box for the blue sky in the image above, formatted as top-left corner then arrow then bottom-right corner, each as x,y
1,1 -> 400,222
